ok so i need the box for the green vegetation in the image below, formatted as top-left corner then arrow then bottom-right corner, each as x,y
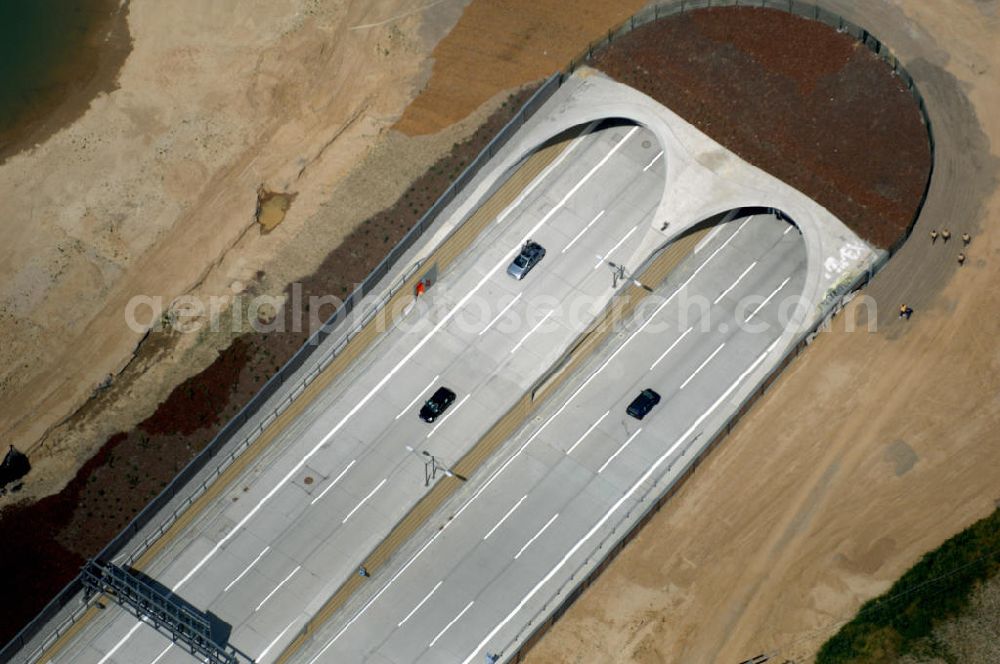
817,507 -> 1000,663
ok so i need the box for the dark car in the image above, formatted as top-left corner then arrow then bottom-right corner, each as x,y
626,388 -> 661,420
506,240 -> 546,280
419,386 -> 457,423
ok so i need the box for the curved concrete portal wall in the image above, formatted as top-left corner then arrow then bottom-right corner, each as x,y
446,70 -> 878,346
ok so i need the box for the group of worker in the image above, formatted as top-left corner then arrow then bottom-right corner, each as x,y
900,229 -> 973,320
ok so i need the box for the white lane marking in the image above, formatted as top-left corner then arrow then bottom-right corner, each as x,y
680,342 -> 726,390
484,495 -> 528,541
597,428 -> 643,474
479,293 -> 521,336
746,276 -> 791,322
310,459 -> 357,506
342,479 -> 387,524
398,580 -> 443,627
95,623 -> 143,664
713,261 -> 757,304
563,210 -> 605,254
224,546 -> 271,592
514,513 -> 559,560
510,309 -> 555,354
255,566 -> 300,612
395,375 -> 440,419
642,150 -> 663,172
428,394 -> 471,438
258,620 -> 297,662
460,338 -> 782,664
495,120 -> 600,224
650,327 -> 693,371
429,600 -> 475,647
302,128 -> 639,662
150,644 -> 172,664
694,223 -> 724,253
783,224 -> 794,235
738,215 -> 754,231
566,411 -> 609,455
593,226 -> 638,269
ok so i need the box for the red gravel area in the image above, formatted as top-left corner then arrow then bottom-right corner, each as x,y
591,7 -> 931,248
0,85 -> 539,644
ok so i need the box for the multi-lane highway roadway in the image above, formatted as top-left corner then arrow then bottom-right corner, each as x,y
55,120 -> 693,664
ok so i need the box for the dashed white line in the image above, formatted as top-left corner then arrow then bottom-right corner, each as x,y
310,459 -> 357,506
680,342 -> 726,390
479,294 -> 521,336
461,338 -> 783,664
714,261 -> 757,304
396,375 -> 441,419
429,600 -> 474,647
746,276 -> 791,322
302,127 -> 639,663
342,478 -> 387,524
563,209 -> 605,253
650,327 -> 693,371
258,620 -> 297,662
255,566 -> 300,612
428,394 -> 471,438
783,224 -> 794,235
484,495 -> 528,541
566,411 -> 609,455
593,226 -> 638,269
224,545 -> 271,592
643,150 -> 663,172
514,513 -> 559,560
511,309 -> 555,353
597,428 -> 642,474
398,580 -> 443,627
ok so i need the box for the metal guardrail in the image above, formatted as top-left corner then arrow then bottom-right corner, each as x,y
1,73 -> 563,664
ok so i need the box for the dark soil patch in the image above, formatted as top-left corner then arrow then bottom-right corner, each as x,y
591,7 -> 931,248
0,85 -> 538,645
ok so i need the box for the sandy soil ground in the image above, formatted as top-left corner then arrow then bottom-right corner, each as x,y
523,1 -> 1000,663
0,0 -> 470,503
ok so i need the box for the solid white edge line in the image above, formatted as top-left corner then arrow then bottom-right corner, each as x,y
398,580 -> 444,628
495,120 -> 600,225
713,261 -> 757,305
746,276 -> 791,322
428,394 -> 471,438
484,495 -> 529,541
593,225 -> 638,269
96,622 -> 143,664
258,620 -> 297,662
302,127 -> 639,663
224,545 -> 271,592
396,375 -> 441,419
149,644 -> 172,664
597,428 -> 642,474
642,150 -> 663,172
562,209 -> 605,254
650,327 -> 693,371
429,600 -> 475,647
310,459 -> 358,506
566,411 -> 609,456
255,566 -> 301,613
679,342 -> 726,390
460,337 -> 783,664
479,294 -> 522,336
514,513 -> 559,560
341,478 -> 387,524
510,309 -> 555,354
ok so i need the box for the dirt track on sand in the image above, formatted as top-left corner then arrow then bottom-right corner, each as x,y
524,1 -> 1000,662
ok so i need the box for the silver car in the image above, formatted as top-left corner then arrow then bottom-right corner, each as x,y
506,240 -> 546,280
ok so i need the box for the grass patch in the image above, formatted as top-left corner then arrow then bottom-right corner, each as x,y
817,507 -> 1000,663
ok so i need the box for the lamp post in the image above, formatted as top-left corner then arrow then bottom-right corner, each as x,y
405,445 -> 463,486
607,261 -> 653,292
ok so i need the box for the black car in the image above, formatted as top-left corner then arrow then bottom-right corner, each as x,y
506,240 -> 546,280
626,388 -> 661,420
419,386 -> 457,423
